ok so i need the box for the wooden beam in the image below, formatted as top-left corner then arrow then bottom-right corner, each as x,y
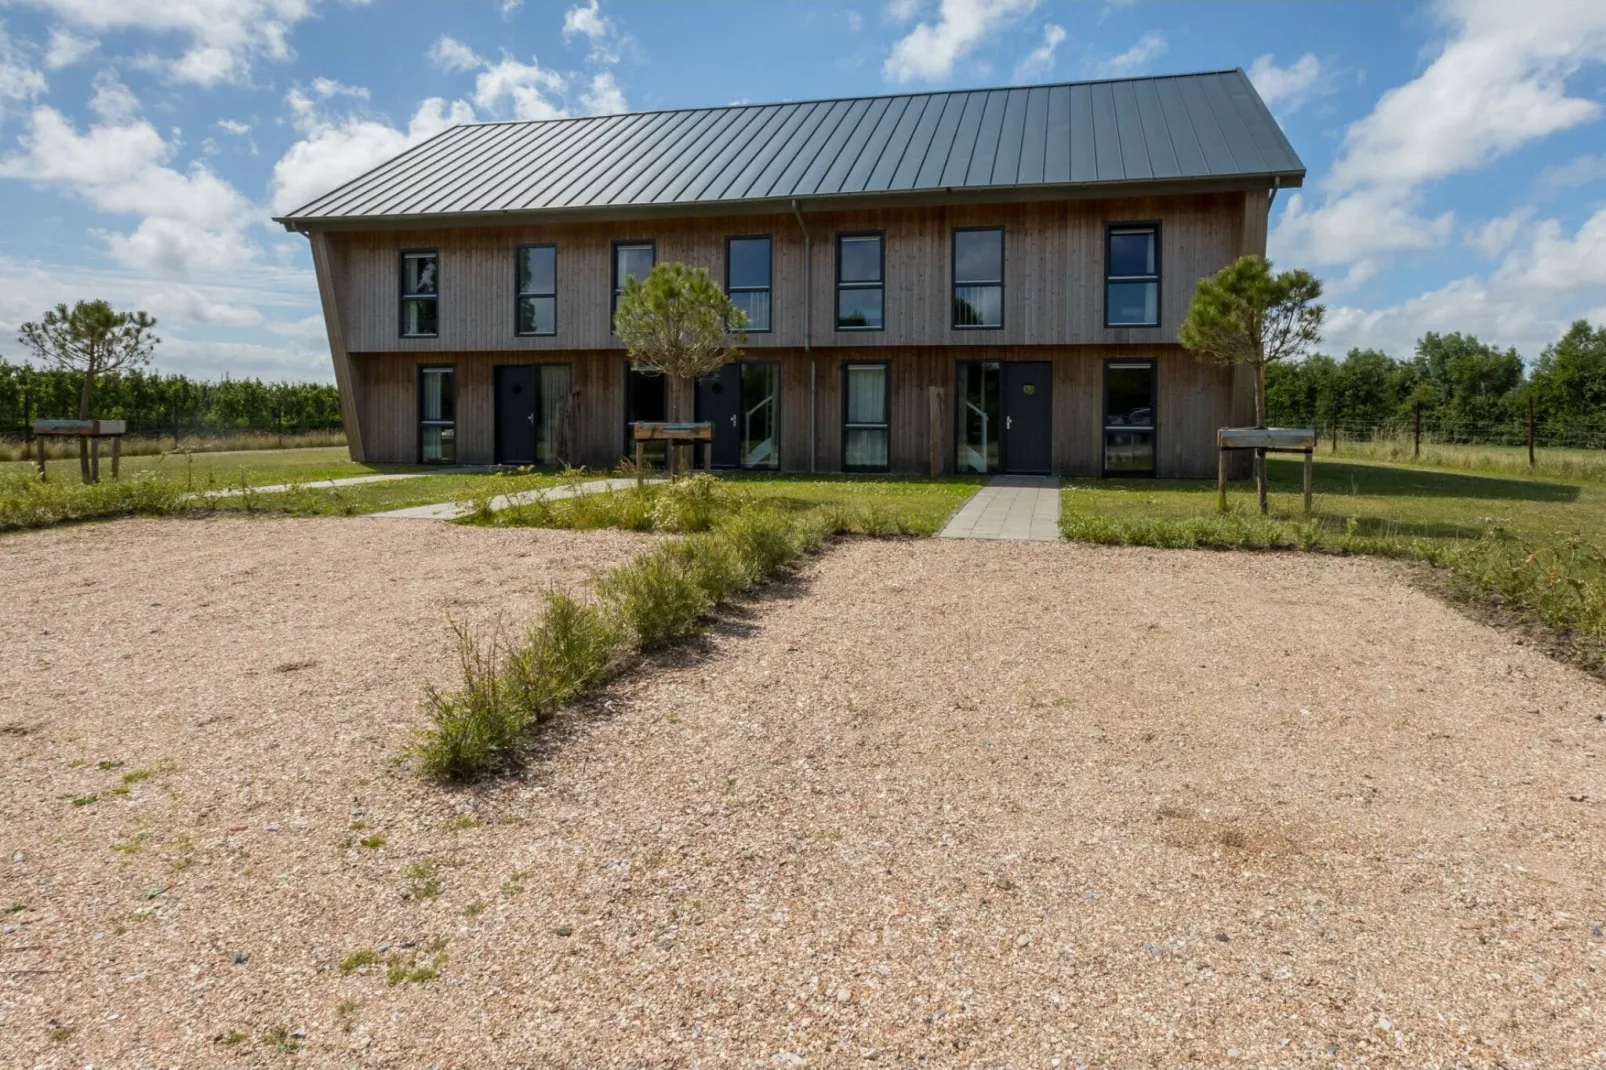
308,232 -> 367,463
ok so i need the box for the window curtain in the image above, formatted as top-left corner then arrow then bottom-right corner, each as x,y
845,366 -> 888,468
421,371 -> 443,422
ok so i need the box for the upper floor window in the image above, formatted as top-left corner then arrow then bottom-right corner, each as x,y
401,250 -> 438,338
836,233 -> 883,330
613,240 -> 655,330
726,236 -> 771,332
1106,224 -> 1159,327
953,227 -> 1003,329
516,244 -> 556,336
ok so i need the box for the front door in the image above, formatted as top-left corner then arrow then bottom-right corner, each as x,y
696,364 -> 741,468
494,365 -> 538,465
1001,362 -> 1052,474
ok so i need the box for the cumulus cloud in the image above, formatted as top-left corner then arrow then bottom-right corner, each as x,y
1464,207 -> 1535,259
563,0 -> 625,65
425,35 -> 627,121
1094,30 -> 1165,78
428,35 -> 483,73
10,0 -> 319,87
43,26 -> 96,70
0,104 -> 259,275
1013,23 -> 1065,82
580,70 -> 626,115
87,71 -> 140,123
883,0 -> 1040,84
269,83 -> 474,215
1272,0 -> 1606,289
0,21 -> 47,111
1536,153 -> 1606,195
1247,52 -> 1325,114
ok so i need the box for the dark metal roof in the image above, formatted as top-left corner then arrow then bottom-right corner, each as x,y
277,69 -> 1303,228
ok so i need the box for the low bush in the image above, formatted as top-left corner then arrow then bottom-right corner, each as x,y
1447,534 -> 1606,672
594,547 -> 711,649
0,471 -> 190,532
504,592 -> 622,721
414,620 -> 526,782
650,473 -> 728,532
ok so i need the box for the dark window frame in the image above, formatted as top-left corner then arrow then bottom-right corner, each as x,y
725,234 -> 773,334
621,360 -> 669,461
1103,221 -> 1161,328
954,358 -> 1001,474
399,248 -> 440,339
835,230 -> 885,332
611,238 -> 656,333
417,363 -> 457,465
951,226 -> 1005,331
514,243 -> 558,337
841,360 -> 891,472
1101,358 -> 1158,477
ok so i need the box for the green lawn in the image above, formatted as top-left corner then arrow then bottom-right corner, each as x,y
1328,436 -> 1606,485
1,445 -> 408,488
715,472 -> 983,534
207,468 -> 572,516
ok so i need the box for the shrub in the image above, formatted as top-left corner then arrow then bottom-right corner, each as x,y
504,592 -> 623,721
414,620 -> 526,782
720,507 -> 799,574
594,548 -> 711,649
662,530 -> 758,602
650,473 -> 728,532
0,471 -> 189,532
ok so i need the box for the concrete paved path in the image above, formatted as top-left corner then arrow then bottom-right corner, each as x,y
366,477 -> 660,521
936,475 -> 1061,541
203,468 -> 483,497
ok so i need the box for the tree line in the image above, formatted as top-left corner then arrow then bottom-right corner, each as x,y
0,358 -> 343,438
1266,320 -> 1606,443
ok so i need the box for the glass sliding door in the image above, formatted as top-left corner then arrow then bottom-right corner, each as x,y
843,363 -> 889,471
739,362 -> 779,469
1104,360 -> 1155,475
956,360 -> 1000,473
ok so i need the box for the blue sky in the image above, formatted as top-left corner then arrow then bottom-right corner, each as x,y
0,0 -> 1603,381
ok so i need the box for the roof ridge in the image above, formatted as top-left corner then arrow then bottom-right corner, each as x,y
453,68 -> 1251,131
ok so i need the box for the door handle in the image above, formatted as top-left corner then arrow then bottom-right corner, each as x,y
1006,416 -> 1013,430
527,413 -> 535,424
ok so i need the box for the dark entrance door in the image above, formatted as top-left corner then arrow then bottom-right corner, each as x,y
695,363 -> 741,468
1001,361 -> 1052,474
494,365 -> 538,465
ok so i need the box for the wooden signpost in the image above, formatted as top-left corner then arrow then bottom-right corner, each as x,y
1216,426 -> 1317,515
32,419 -> 128,483
632,421 -> 713,486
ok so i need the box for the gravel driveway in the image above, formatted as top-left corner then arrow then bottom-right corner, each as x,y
3,525 -> 1604,1068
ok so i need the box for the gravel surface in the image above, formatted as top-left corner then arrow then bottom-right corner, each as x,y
3,527 -> 1605,1068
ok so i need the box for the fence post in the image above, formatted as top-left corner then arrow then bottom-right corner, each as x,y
1413,401 -> 1422,459
1527,395 -> 1535,467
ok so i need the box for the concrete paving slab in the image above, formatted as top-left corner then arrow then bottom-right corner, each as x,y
936,475 -> 1061,541
203,468 -> 485,497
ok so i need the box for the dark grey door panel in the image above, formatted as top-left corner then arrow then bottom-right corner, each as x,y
1001,361 -> 1052,473
494,365 -> 538,465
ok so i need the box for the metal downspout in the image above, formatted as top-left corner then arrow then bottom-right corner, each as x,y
792,199 -> 814,473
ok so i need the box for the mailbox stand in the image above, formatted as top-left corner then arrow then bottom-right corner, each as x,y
632,422 -> 713,486
32,419 -> 129,482
1217,427 -> 1317,515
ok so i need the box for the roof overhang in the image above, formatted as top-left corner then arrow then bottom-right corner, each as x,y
274,171 -> 1303,234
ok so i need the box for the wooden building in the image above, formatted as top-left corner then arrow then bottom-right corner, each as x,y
276,69 -> 1304,478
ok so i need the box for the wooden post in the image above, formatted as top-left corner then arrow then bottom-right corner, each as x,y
111,436 -> 121,479
704,438 -> 712,474
928,385 -> 942,477
1413,401 -> 1422,459
1527,395 -> 1536,468
1256,447 -> 1268,515
1217,446 -> 1228,513
1302,449 -> 1313,516
634,433 -> 645,489
90,437 -> 100,483
35,436 -> 46,481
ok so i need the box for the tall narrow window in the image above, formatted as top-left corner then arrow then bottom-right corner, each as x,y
613,240 -> 655,329
953,228 -> 1003,329
419,365 -> 456,464
1105,224 -> 1159,327
956,360 -> 1001,473
537,364 -> 572,465
836,233 -> 883,330
726,236 -> 771,332
1104,360 -> 1155,475
843,363 -> 889,471
516,244 -> 556,336
401,250 -> 439,338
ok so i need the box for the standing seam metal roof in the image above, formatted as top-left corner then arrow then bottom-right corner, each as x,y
277,69 -> 1303,224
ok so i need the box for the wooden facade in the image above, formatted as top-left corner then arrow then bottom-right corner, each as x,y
324,190 -> 1270,477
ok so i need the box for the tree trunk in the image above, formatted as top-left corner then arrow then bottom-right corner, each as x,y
78,370 -> 95,484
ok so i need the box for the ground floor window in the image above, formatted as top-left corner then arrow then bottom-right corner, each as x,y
536,364 -> 571,466
625,365 -> 668,468
843,362 -> 889,471
419,365 -> 456,464
1104,360 -> 1155,474
955,360 -> 1000,473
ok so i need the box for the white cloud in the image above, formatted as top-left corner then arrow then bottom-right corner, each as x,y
0,105 -> 259,275
884,0 -> 923,23
0,21 -> 47,111
43,26 -> 96,70
428,35 -> 483,74
216,118 -> 251,136
563,0 -> 623,64
1494,206 -> 1606,295
846,11 -> 864,33
1094,30 -> 1165,77
1464,206 -> 1534,259
471,55 -> 568,121
269,85 -> 474,215
143,284 -> 265,327
1272,0 -> 1606,287
1013,23 -> 1064,82
11,0 -> 319,87
1247,52 -> 1325,114
1536,153 -> 1606,195
579,70 -> 626,115
88,71 -> 140,122
883,0 -> 1040,84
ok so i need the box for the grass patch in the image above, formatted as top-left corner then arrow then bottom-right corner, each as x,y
0,471 -> 188,533
405,859 -> 442,900
1061,456 -> 1606,675
1328,434 -> 1606,486
417,495 -> 841,783
339,948 -> 379,974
